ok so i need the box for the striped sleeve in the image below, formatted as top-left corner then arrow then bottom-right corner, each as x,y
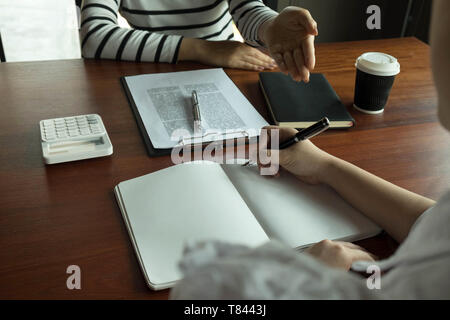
228,0 -> 278,47
80,0 -> 183,63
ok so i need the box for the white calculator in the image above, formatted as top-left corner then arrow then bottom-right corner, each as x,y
40,114 -> 113,164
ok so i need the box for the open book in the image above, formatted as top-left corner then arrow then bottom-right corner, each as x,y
114,161 -> 380,290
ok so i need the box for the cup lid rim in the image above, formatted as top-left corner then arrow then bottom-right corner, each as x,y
356,52 -> 400,76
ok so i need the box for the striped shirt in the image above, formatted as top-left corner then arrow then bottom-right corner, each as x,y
80,0 -> 278,63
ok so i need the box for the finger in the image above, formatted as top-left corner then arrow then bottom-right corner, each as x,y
262,126 -> 298,146
259,127 -> 270,150
236,61 -> 265,71
256,130 -> 277,167
244,55 -> 275,70
272,52 -> 287,73
302,35 -> 316,70
250,49 -> 277,68
334,241 -> 367,251
283,51 -> 299,81
259,148 -> 282,168
336,243 -> 378,260
298,9 -> 319,36
256,129 -> 271,168
293,48 -> 310,82
348,250 -> 376,263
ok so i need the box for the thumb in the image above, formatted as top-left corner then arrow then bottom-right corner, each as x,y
349,249 -> 376,264
259,148 -> 291,169
297,9 -> 318,36
258,148 -> 283,176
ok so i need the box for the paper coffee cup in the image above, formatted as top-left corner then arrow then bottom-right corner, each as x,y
353,52 -> 400,114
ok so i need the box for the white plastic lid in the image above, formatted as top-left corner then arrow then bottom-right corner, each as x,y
355,52 -> 400,76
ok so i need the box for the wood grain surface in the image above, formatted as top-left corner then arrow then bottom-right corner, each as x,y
0,37 -> 449,299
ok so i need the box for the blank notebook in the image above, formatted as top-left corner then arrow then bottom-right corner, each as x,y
259,72 -> 355,128
114,162 -> 380,290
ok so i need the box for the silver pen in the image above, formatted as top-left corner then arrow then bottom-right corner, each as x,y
191,90 -> 202,133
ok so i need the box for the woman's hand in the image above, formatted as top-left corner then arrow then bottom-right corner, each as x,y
305,240 -> 376,271
179,38 -> 276,71
257,126 -> 335,184
259,7 -> 318,82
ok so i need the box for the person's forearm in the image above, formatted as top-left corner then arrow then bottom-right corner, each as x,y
229,0 -> 277,47
257,18 -> 274,46
178,38 -> 205,62
320,157 -> 435,243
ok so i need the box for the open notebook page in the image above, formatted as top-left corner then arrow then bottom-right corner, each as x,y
221,164 -> 381,249
115,162 -> 268,290
123,68 -> 268,149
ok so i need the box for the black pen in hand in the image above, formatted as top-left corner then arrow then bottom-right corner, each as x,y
278,117 -> 330,150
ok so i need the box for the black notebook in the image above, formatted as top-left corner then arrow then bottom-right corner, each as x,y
259,72 -> 355,128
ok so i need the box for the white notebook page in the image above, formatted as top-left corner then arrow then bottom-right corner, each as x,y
221,164 -> 381,248
116,162 -> 269,289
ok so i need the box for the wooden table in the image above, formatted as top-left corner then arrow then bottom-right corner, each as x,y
1,37 -> 449,299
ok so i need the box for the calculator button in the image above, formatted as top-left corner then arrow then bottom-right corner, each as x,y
40,114 -> 107,145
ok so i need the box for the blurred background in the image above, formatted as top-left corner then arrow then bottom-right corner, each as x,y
1,0 -> 432,63
273,0 -> 432,43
